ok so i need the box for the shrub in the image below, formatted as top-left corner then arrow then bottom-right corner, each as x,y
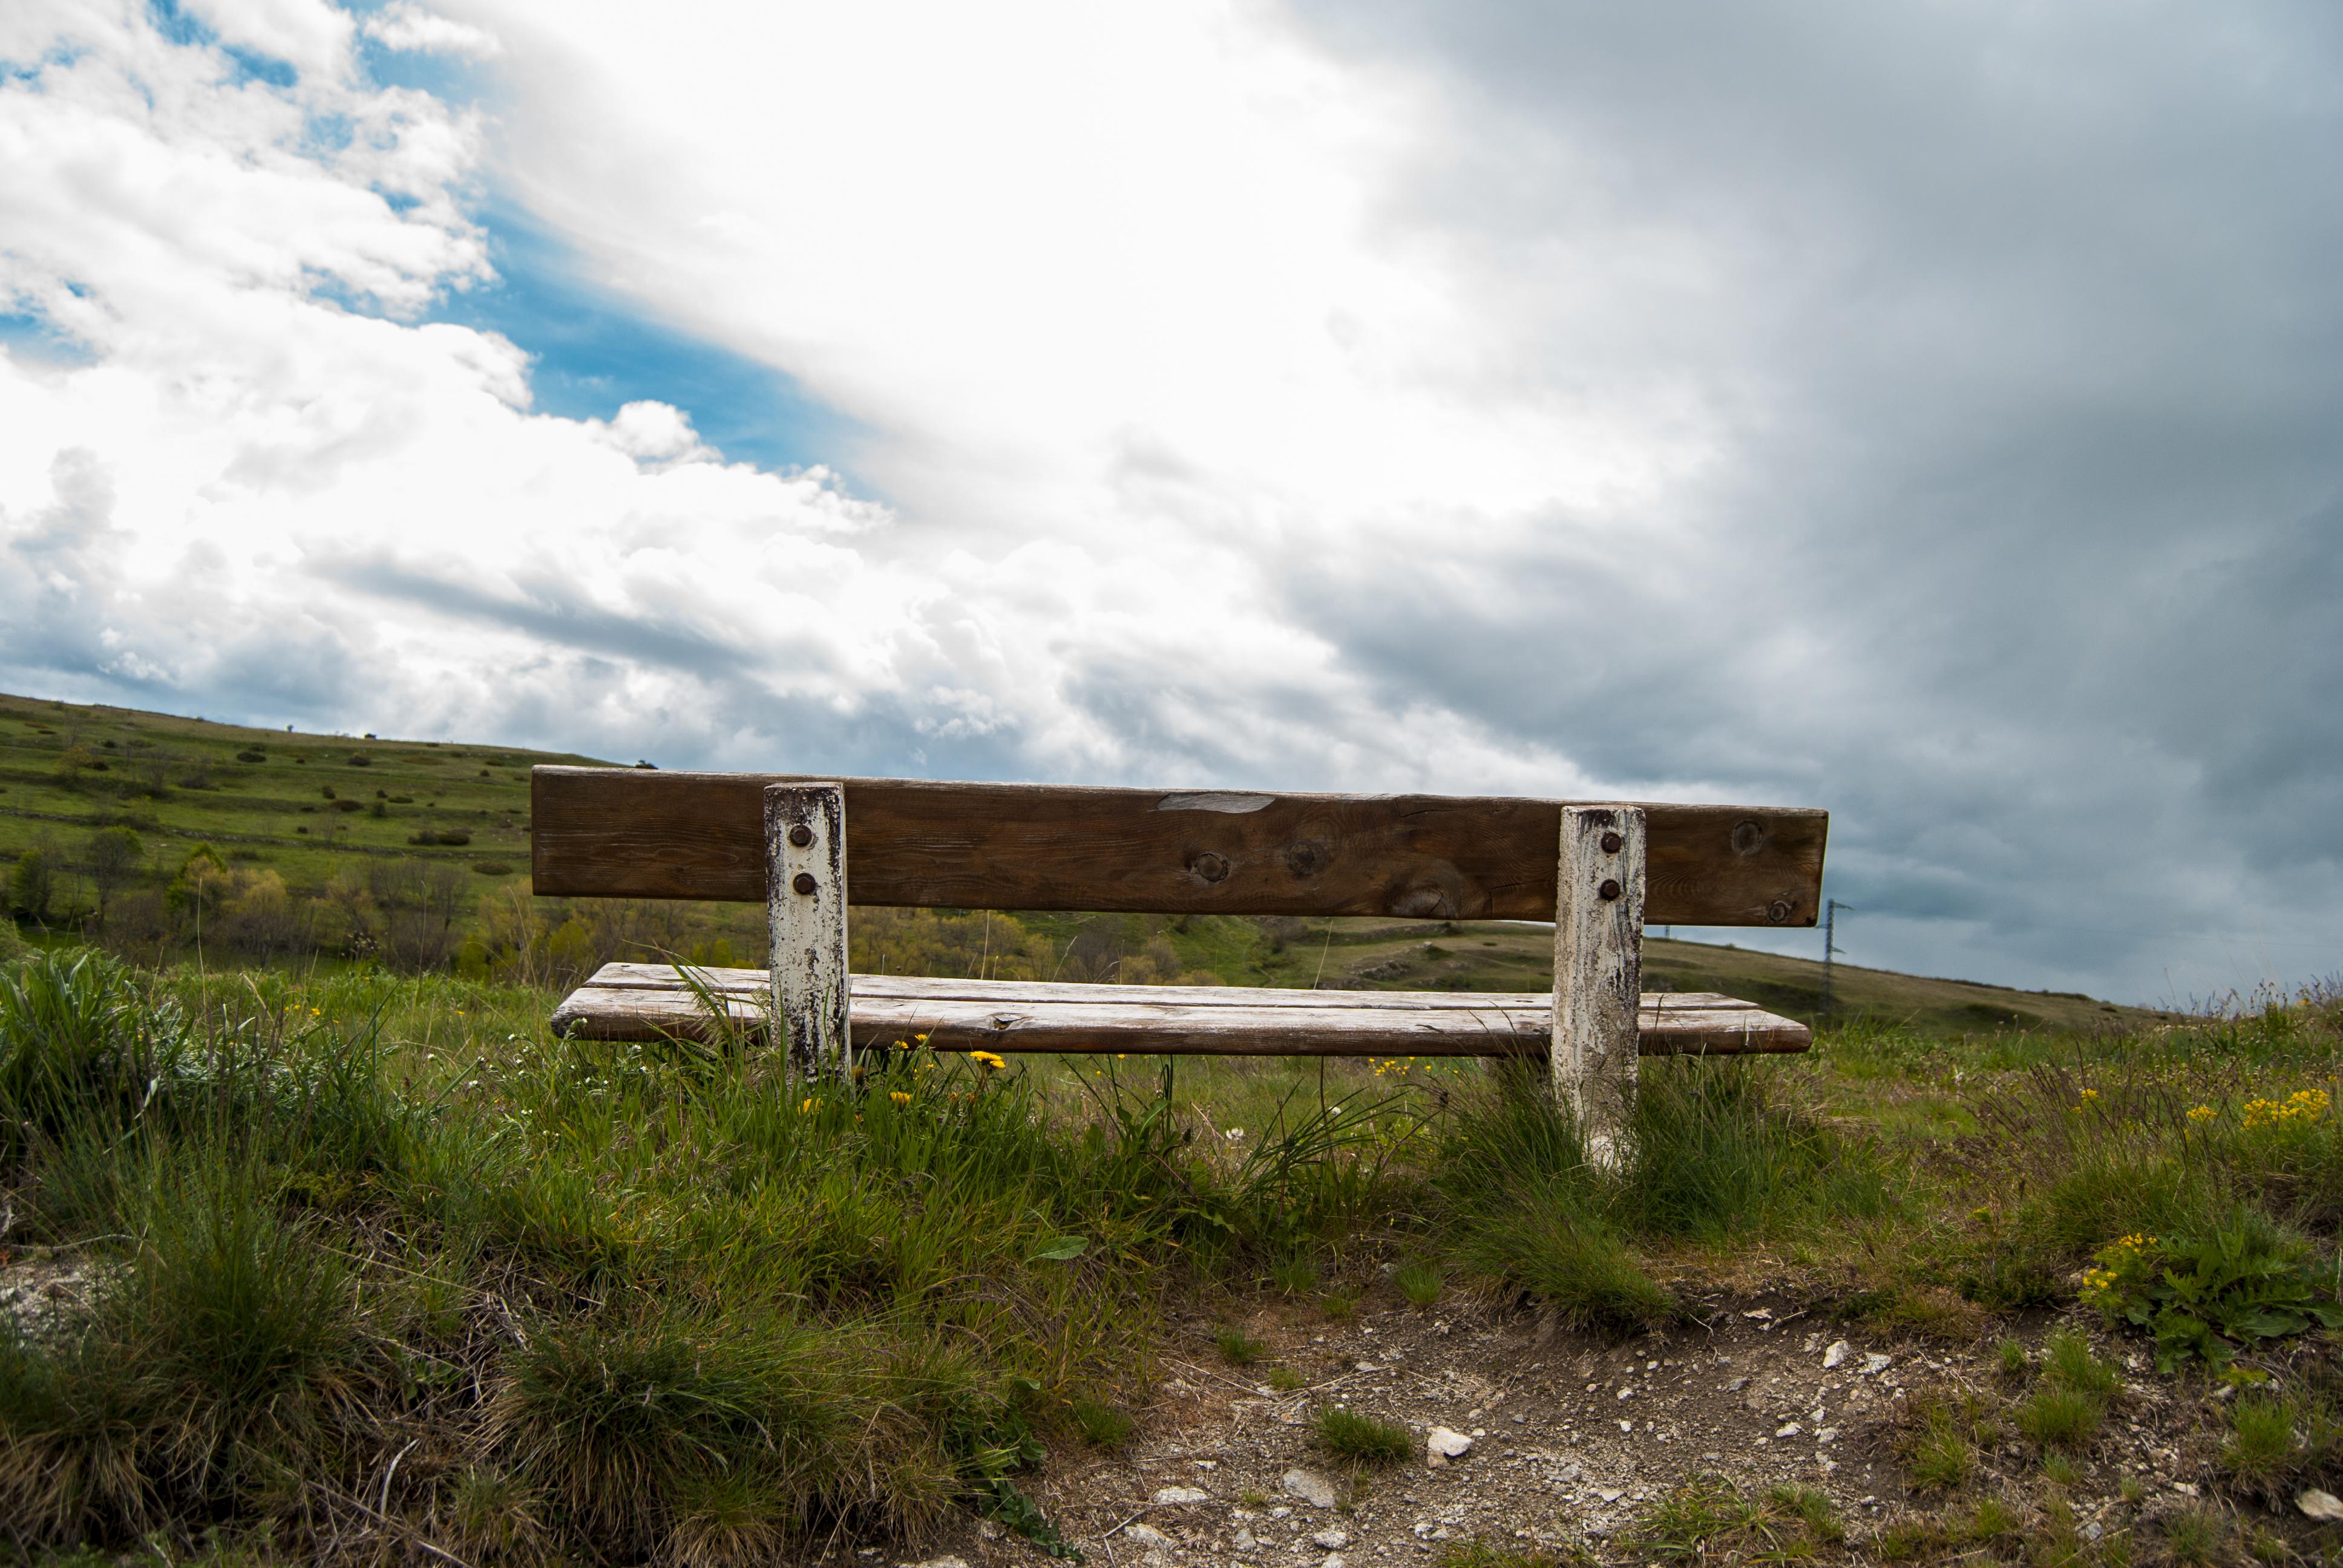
1314,1406 -> 1411,1463
2080,1211 -> 2343,1368
0,949 -> 183,1154
1214,1326 -> 1266,1367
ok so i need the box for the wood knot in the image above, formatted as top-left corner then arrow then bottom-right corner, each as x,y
1189,851 -> 1231,884
1731,819 -> 1767,857
1282,840 -> 1329,880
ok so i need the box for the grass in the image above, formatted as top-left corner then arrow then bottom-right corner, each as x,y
1636,1476 -> 1843,1563
1394,1257 -> 1444,1307
1,930 -> 2341,1560
1313,1406 -> 1412,1464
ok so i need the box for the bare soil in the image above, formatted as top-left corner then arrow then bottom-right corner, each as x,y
867,1287 -> 2317,1568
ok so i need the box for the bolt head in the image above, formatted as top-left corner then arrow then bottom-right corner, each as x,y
1600,831 -> 1623,854
787,823 -> 814,848
792,871 -> 818,897
1766,899 -> 1793,924
1598,878 -> 1622,901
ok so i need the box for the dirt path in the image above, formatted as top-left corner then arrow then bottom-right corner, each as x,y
876,1290 -> 2289,1568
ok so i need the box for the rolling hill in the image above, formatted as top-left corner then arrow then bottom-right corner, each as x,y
0,692 -> 2164,1033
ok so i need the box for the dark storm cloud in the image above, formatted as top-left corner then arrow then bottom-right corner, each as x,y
1277,0 -> 2343,998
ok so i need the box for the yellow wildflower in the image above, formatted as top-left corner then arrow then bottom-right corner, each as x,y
890,1090 -> 912,1106
969,1050 -> 1006,1071
799,1097 -> 821,1114
2186,1105 -> 2214,1123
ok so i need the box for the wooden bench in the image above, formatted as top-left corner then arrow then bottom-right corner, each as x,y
533,768 -> 1826,1158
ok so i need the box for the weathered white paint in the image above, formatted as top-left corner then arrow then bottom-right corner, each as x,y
765,782 -> 850,1076
1553,803 -> 1646,1169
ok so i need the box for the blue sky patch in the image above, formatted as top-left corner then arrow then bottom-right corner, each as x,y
432,201 -> 856,480
0,311 -> 97,369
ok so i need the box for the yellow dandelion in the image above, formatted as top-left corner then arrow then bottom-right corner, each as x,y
799,1096 -> 821,1114
969,1050 -> 1006,1071
2186,1105 -> 2214,1123
890,1090 -> 912,1106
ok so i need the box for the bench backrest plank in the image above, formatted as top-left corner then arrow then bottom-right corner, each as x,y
532,767 -> 1825,927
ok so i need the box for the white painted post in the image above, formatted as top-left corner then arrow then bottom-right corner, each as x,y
1553,803 -> 1645,1169
765,783 -> 850,1077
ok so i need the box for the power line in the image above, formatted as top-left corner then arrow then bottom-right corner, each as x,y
1821,899 -> 1853,1016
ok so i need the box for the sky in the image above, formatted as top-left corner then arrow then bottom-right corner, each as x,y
2,0 -> 2339,1005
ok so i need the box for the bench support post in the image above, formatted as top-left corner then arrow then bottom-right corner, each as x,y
765,783 -> 850,1077
1553,803 -> 1644,1169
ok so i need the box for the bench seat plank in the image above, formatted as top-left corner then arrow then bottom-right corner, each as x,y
549,964 -> 1811,1057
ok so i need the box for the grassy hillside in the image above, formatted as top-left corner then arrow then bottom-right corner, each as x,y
0,691 -> 2158,1034
0,692 -> 582,898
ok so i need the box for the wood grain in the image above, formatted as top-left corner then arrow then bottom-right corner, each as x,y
1554,804 -> 1643,1168
531,768 -> 1827,926
765,783 -> 849,1075
547,965 -> 1811,1056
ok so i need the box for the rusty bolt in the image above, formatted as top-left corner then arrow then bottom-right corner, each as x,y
792,872 -> 818,896
1598,878 -> 1622,901
1600,830 -> 1622,854
1767,898 -> 1792,924
788,823 -> 813,848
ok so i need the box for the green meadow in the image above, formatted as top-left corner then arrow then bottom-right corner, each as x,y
1,694 -> 2338,1565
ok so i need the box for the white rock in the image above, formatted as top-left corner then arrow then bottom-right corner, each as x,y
1818,1428 -> 1839,1444
1775,1422 -> 1803,1438
1822,1340 -> 1850,1368
903,1560 -> 969,1568
1283,1468 -> 1339,1509
1426,1427 -> 1475,1459
1312,1530 -> 1351,1549
1122,1524 -> 1170,1546
2300,1490 -> 2343,1521
1152,1486 -> 1210,1506
1233,1527 -> 1257,1550
1270,1506 -> 1293,1519
1861,1353 -> 1893,1375
1322,1556 -> 1346,1568
1598,1488 -> 1625,1503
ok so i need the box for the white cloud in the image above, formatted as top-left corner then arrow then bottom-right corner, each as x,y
2,0 -> 2340,1002
362,2 -> 502,60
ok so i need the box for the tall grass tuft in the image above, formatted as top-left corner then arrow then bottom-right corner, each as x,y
1432,1059 -> 1887,1331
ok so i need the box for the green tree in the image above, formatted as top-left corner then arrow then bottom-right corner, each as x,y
84,826 -> 144,927
8,849 -> 54,924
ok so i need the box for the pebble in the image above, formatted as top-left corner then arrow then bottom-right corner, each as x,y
1283,1468 -> 1339,1508
1233,1527 -> 1257,1550
1122,1524 -> 1170,1546
1822,1340 -> 1850,1368
1862,1353 -> 1893,1375
1775,1422 -> 1803,1438
903,1560 -> 968,1568
1152,1486 -> 1210,1506
1426,1428 -> 1475,1463
1312,1529 -> 1350,1549
2301,1490 -> 2343,1521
